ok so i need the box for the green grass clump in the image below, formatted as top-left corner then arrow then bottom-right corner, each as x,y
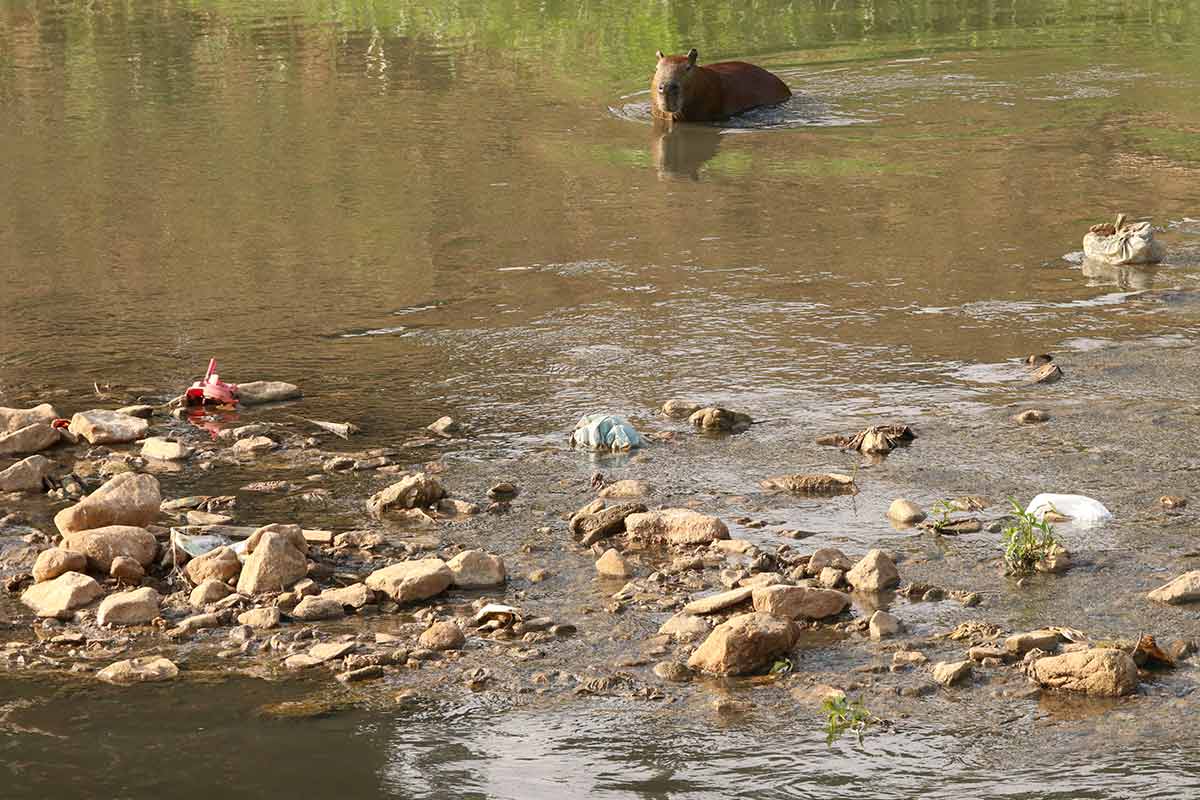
1002,499 -> 1061,574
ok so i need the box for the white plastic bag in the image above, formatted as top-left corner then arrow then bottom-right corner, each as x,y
1082,214 -> 1164,266
1025,493 -> 1112,526
570,413 -> 641,451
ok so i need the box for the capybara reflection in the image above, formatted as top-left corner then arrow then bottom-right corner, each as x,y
651,48 -> 791,122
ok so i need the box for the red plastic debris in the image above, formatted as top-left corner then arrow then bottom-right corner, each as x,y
185,358 -> 239,407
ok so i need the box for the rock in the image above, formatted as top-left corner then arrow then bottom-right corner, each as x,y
54,472 -> 161,534
309,641 -> 356,662
245,523 -> 308,556
172,612 -> 221,635
437,498 -> 480,516
739,572 -> 783,589
186,510 -> 233,526
291,596 -> 344,621
237,607 -> 281,629
32,548 -> 87,583
419,621 -> 465,651
97,587 -> 161,626
684,587 -> 754,615
806,548 -> 854,576
0,423 -> 60,456
366,473 -> 445,515
365,559 -> 452,604
791,684 -> 847,706
968,646 -> 1007,662
190,578 -> 234,607
1005,629 -> 1060,655
569,502 -> 646,546
21,572 -> 103,618
869,610 -> 902,639
97,656 -> 178,684
932,660 -> 973,687
0,403 -> 58,432
892,650 -> 927,669
231,436 -> 276,455
62,525 -> 157,572
141,437 -> 193,461
845,549 -> 900,592
653,661 -> 692,682
1148,571 -> 1200,605
688,407 -> 752,433
625,509 -> 729,545
817,567 -> 844,589
887,499 -> 926,524
238,381 -> 302,405
284,654 -> 321,670
320,583 -> 374,610
185,546 -> 241,585
487,481 -> 519,500
1160,495 -> 1187,509
687,612 -> 799,676
236,531 -> 307,595
68,410 -> 149,445
661,399 -> 702,419
445,549 -> 506,589
760,473 -> 858,496
1028,363 -> 1063,384
658,613 -> 710,641
1029,648 -> 1138,696
0,454 -> 54,492
109,555 -> 144,582
597,479 -> 650,499
337,665 -> 384,683
1034,545 -> 1071,574
1015,409 -> 1051,424
427,416 -> 463,437
752,586 -> 850,620
116,404 -> 154,418
595,548 -> 634,579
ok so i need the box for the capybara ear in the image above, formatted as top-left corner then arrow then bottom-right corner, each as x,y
686,48 -> 698,66
656,50 -> 665,61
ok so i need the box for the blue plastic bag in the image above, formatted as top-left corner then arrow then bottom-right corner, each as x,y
570,413 -> 641,451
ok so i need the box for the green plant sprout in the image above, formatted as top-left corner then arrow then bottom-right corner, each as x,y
1002,498 -> 1062,574
822,695 -> 872,745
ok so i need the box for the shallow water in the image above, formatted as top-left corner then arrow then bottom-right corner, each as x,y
3,0 -> 1200,796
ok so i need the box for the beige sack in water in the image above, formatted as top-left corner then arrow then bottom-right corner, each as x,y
1082,214 -> 1164,266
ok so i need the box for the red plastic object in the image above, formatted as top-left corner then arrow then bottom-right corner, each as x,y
185,358 -> 239,407
50,418 -> 70,430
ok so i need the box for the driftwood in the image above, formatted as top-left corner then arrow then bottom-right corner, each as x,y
760,473 -> 858,496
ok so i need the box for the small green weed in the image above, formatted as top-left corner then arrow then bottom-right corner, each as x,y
821,695 -> 872,745
1002,499 -> 1061,574
930,499 -> 956,531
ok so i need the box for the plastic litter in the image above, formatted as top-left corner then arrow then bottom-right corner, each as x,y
570,413 -> 641,451
1082,214 -> 1164,266
1025,493 -> 1112,526
185,358 -> 240,408
170,529 -> 232,559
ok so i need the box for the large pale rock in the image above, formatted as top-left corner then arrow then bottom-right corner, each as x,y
110,555 -> 145,582
367,473 -> 445,515
68,410 -> 148,444
97,656 -> 178,684
1030,649 -> 1138,697
887,499 -> 926,524
932,660 -> 973,687
291,596 -> 344,621
238,607 -> 281,629
32,548 -> 87,583
595,548 -> 634,579
445,549 -> 506,588
185,546 -> 241,585
598,480 -> 650,499
661,399 -> 702,419
236,532 -> 306,595
97,587 -> 161,626
54,472 -> 161,534
1148,571 -> 1200,605
687,612 -> 799,676
869,610 -> 902,639
231,436 -> 275,455
245,523 -> 308,556
658,612 -> 710,641
684,587 -> 754,615
0,454 -> 54,492
0,403 -> 58,432
238,381 -> 302,405
321,583 -> 374,610
1005,629 -> 1060,655
141,437 -> 193,461
365,559 -> 452,604
625,509 -> 729,545
190,578 -> 234,607
0,423 -> 59,455
845,549 -> 900,592
21,572 -> 103,618
418,621 -> 465,651
752,586 -> 850,620
62,526 -> 157,572
806,548 -> 854,576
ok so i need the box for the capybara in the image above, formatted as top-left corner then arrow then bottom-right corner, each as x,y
651,48 -> 791,122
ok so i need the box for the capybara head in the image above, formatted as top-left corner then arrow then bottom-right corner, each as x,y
652,48 -> 699,115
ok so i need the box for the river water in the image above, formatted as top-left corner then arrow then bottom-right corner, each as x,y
3,1 -> 1200,797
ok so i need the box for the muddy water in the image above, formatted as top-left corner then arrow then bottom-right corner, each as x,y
3,0 -> 1200,797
